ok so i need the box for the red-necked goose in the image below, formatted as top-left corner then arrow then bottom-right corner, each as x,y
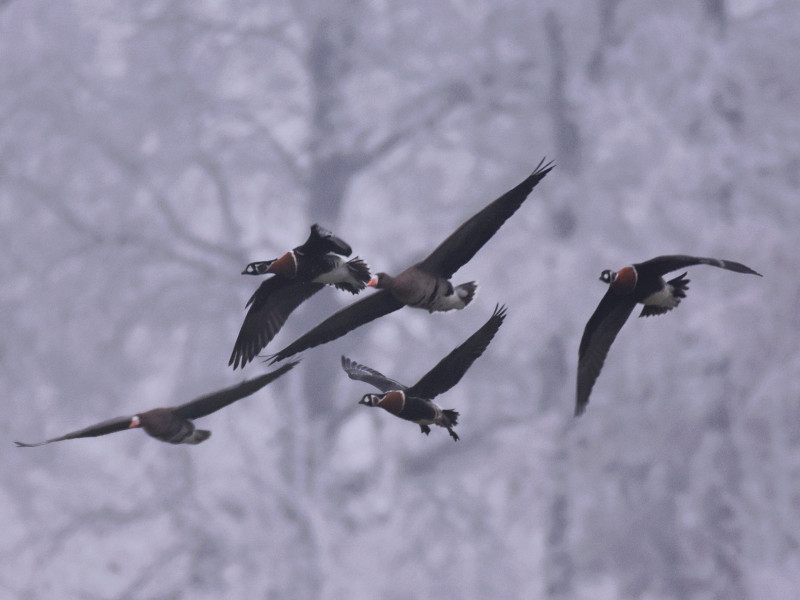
576,255 -> 762,416
229,224 -> 370,369
15,362 -> 298,447
342,304 -> 507,441
267,159 -> 552,363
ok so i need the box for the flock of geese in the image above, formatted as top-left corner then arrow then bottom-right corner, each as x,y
16,158 -> 762,448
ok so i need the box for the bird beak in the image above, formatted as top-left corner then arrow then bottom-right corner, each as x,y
129,416 -> 141,429
367,277 -> 378,287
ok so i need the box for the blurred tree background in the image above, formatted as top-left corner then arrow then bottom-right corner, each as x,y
2,0 -> 798,598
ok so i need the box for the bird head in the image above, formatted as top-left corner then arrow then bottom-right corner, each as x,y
242,260 -> 275,275
359,393 -> 381,406
367,273 -> 388,288
599,269 -> 616,284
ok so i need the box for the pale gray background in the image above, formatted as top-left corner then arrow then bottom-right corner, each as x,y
2,1 -> 798,598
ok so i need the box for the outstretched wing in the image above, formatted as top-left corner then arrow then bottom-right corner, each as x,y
638,255 -> 762,277
174,361 -> 298,420
340,356 -> 407,392
229,278 -> 324,369
15,414 -> 137,447
407,304 -> 507,400
576,291 -> 637,416
417,159 -> 554,279
268,290 -> 405,364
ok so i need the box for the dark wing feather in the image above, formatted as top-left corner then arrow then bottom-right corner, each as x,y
173,361 -> 298,420
576,292 -> 637,416
341,356 -> 407,392
15,414 -> 137,447
417,159 -> 554,279
229,278 -> 324,369
637,255 -> 762,277
268,290 -> 405,364
407,304 -> 507,400
298,224 -> 352,256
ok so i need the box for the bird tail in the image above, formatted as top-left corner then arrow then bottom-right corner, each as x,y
640,273 -> 690,317
186,429 -> 212,444
440,408 -> 459,428
439,409 -> 460,441
455,281 -> 478,307
333,257 -> 372,293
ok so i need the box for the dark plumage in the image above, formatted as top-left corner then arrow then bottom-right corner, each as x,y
15,362 -> 298,447
268,159 -> 553,364
229,224 -> 370,369
576,255 -> 762,416
342,304 -> 507,441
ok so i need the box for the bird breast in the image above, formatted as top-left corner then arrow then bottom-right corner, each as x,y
610,266 -> 638,295
390,269 -> 442,307
266,251 -> 298,279
138,409 -> 195,444
377,390 -> 406,416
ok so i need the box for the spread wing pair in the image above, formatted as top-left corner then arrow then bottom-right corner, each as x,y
16,362 -> 298,446
342,304 -> 506,400
268,160 -> 553,364
576,255 -> 762,415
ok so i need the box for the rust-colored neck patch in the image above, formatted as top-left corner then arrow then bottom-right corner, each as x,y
610,266 -> 638,294
377,390 -> 406,416
267,251 -> 298,278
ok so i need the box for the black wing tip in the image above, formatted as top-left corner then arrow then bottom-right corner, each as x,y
738,264 -> 763,277
712,258 -> 762,277
340,355 -> 362,378
492,303 -> 509,320
263,359 -> 300,379
532,156 -> 557,178
229,348 -> 256,370
309,223 -> 353,256
264,351 -> 286,366
279,359 -> 301,371
15,440 -> 45,447
574,402 -> 587,417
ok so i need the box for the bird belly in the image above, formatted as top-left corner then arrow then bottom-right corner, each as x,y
145,419 -> 197,444
641,283 -> 679,309
400,398 -> 439,425
311,257 -> 346,284
405,278 -> 464,312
